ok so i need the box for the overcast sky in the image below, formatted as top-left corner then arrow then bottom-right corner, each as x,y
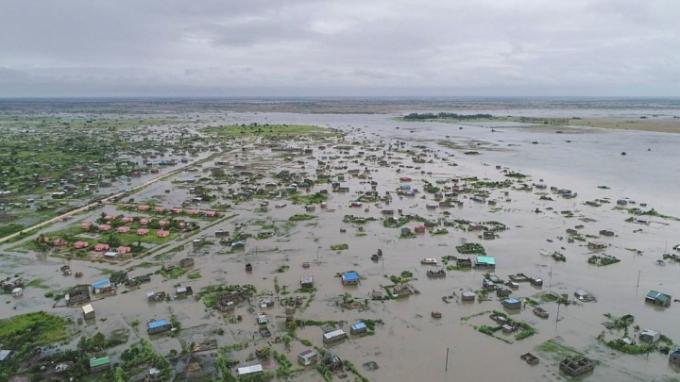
1,0 -> 679,97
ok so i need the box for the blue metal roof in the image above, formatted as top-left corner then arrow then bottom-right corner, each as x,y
351,321 -> 367,331
148,319 -> 170,329
91,279 -> 111,289
504,297 -> 520,304
342,271 -> 360,282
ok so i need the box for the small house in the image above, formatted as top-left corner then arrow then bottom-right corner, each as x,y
475,256 -> 496,268
89,356 -> 111,373
298,350 -> 318,366
137,228 -> 149,236
236,364 -> 263,377
300,276 -> 314,289
639,329 -> 660,343
350,320 -> 368,335
94,243 -> 110,252
74,241 -> 89,249
421,258 -> 438,265
502,297 -> 522,310
341,271 -> 360,286
156,229 -> 170,238
646,290 -> 671,307
91,278 -> 113,294
461,290 -> 476,302
176,286 -> 193,297
323,329 -> 347,344
147,319 -> 172,334
82,303 -> 95,320
11,287 -> 22,298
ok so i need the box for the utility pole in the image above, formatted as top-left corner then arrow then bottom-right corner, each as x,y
636,270 -> 641,294
444,347 -> 450,372
555,301 -> 561,330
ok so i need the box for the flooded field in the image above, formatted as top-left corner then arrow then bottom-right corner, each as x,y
1,99 -> 680,382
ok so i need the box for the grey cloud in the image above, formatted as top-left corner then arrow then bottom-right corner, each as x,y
0,0 -> 679,96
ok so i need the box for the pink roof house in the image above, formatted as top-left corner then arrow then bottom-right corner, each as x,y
104,214 -> 115,221
116,226 -> 130,234
137,228 -> 149,236
121,216 -> 134,224
155,206 -> 166,213
80,222 -> 92,230
139,218 -> 150,225
188,209 -> 199,216
94,243 -> 110,252
158,219 -> 169,227
137,204 -> 150,212
171,208 -> 183,215
52,238 -> 68,247
74,241 -> 89,249
204,210 -> 217,218
117,246 -> 132,255
156,229 -> 170,238
98,224 -> 112,232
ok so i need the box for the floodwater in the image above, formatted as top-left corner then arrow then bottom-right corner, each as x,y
2,104 -> 680,382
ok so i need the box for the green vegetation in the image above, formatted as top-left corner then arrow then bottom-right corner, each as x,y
288,213 -> 317,222
588,254 -> 620,266
343,214 -> 377,225
290,191 -> 328,205
204,123 -> 333,138
330,243 -> 349,251
456,242 -> 486,255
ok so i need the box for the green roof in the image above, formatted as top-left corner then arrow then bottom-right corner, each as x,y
646,290 -> 670,302
89,356 -> 110,368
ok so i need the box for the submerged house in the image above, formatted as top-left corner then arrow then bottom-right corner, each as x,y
502,297 -> 522,310
475,256 -> 496,269
147,319 -> 172,334
91,278 -> 114,295
298,349 -> 318,366
341,271 -> 360,286
323,329 -> 347,344
350,320 -> 368,335
646,290 -> 671,307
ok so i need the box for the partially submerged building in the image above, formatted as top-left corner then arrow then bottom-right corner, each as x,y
645,290 -> 671,307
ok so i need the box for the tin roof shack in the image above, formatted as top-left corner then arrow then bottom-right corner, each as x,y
646,290 -> 671,307
299,276 -> 314,290
350,320 -> 368,335
82,303 -> 95,320
147,319 -> 173,335
236,364 -> 263,377
175,286 -> 193,298
559,356 -> 594,377
89,356 -> 111,373
91,278 -> 115,296
323,329 -> 348,345
639,329 -> 661,344
475,256 -> 496,269
502,297 -> 522,310
65,284 -> 91,306
298,350 -> 318,366
341,271 -> 360,286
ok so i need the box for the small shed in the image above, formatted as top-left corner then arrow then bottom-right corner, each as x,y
502,297 -> 522,310
323,329 -> 347,344
350,320 -> 368,335
82,303 -> 95,320
639,329 -> 660,343
147,319 -> 172,334
475,256 -> 496,268
236,364 -> 263,377
298,350 -> 318,366
89,356 -> 111,373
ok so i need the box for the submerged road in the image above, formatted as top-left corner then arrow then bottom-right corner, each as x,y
0,152 -> 221,245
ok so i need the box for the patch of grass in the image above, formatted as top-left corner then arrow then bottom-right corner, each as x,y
0,312 -> 69,347
205,123 -> 333,138
330,243 -> 349,251
288,214 -> 317,222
